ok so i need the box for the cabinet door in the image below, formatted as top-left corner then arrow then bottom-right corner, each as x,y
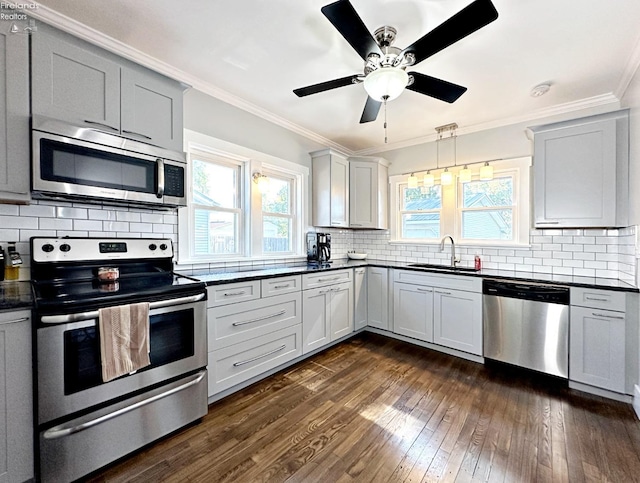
330,282 -> 354,340
0,25 -> 29,202
353,268 -> 368,330
330,156 -> 349,227
570,306 -> 626,392
533,119 -> 617,227
367,267 -> 389,330
302,288 -> 331,354
393,282 -> 433,342
433,289 -> 482,355
0,311 -> 33,483
121,67 -> 184,151
350,161 -> 376,228
31,29 -> 121,130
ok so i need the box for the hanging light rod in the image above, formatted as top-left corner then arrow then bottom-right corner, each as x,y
435,122 -> 458,134
398,157 -> 511,177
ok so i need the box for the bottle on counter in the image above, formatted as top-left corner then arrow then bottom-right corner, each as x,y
5,242 -> 22,280
474,254 -> 482,270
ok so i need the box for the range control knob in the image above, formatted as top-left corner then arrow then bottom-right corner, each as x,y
159,243 -> 168,251
59,243 -> 71,253
42,244 -> 54,253
148,243 -> 157,251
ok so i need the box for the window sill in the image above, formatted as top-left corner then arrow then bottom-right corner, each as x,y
176,254 -> 306,267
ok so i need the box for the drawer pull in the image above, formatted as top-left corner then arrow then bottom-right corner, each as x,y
435,290 -> 452,295
232,310 -> 286,326
318,276 -> 340,282
274,284 -> 291,289
592,312 -> 624,320
224,290 -> 247,296
585,296 -> 609,302
417,287 -> 433,292
233,345 -> 287,367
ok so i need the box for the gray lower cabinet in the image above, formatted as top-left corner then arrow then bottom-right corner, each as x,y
0,22 -> 30,203
393,282 -> 433,341
32,24 -> 184,152
0,310 -> 33,483
433,288 -> 483,356
353,267 -> 367,330
302,281 -> 353,354
367,267 -> 389,330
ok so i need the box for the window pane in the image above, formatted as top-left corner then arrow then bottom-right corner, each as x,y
192,159 -> 238,208
403,185 -> 441,210
462,210 -> 512,239
193,209 -> 238,255
462,178 -> 513,208
263,216 -> 291,252
402,213 -> 440,239
262,177 -> 290,214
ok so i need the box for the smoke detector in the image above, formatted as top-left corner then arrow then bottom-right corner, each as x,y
530,83 -> 551,97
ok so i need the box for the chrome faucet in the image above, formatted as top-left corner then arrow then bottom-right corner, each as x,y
440,235 -> 460,267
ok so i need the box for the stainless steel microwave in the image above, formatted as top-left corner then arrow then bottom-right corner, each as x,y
32,117 -> 187,207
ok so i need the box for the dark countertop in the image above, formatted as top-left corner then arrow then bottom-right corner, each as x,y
0,281 -> 33,310
184,259 -> 639,293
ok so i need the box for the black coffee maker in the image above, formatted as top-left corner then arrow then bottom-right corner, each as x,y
307,232 -> 331,264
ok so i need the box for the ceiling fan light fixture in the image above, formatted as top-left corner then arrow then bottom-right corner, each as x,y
363,67 -> 409,102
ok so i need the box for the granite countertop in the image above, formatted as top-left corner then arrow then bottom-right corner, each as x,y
0,281 -> 34,310
185,259 -> 639,293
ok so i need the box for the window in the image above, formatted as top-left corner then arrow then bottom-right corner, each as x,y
178,129 -> 308,263
399,185 -> 442,239
459,177 -> 514,241
191,152 -> 243,257
390,157 -> 530,245
261,172 -> 295,254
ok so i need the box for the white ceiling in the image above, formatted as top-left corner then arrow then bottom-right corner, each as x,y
31,0 -> 640,154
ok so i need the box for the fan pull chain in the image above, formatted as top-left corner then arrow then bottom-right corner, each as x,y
383,97 -> 388,144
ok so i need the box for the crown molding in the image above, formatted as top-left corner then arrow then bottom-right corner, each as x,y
23,2 -> 353,155
353,93 -> 620,156
615,31 -> 640,99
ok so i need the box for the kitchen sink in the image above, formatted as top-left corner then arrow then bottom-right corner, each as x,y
408,263 -> 480,273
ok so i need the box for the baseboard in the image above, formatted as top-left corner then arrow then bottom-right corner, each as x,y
634,385 -> 640,419
568,380 -> 632,403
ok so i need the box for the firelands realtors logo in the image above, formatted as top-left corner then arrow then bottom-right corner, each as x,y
1,2 -> 37,33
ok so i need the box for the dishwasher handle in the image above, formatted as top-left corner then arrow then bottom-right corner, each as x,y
483,279 -> 569,304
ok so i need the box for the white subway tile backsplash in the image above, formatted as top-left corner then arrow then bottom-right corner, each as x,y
116,211 -> 142,223
74,219 -> 103,231
39,218 -> 73,230
20,205 -> 55,218
56,207 -> 88,219
103,221 -> 130,232
0,215 -> 38,229
0,229 -> 20,241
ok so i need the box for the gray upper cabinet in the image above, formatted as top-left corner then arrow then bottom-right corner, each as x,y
348,157 -> 389,229
32,25 -> 184,152
529,109 -> 629,228
0,24 -> 30,203
311,149 -> 349,228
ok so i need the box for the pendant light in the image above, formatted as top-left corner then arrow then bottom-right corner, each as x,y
480,162 -> 494,180
459,165 -> 472,183
407,173 -> 419,189
423,171 -> 435,187
441,168 -> 452,185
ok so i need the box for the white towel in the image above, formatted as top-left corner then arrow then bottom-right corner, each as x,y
99,302 -> 151,382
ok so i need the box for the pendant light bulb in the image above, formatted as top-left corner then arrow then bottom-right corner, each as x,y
423,171 -> 435,187
440,167 -> 452,186
480,162 -> 494,181
459,165 -> 472,183
407,173 -> 418,189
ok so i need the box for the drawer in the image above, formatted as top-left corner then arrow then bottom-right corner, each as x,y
208,292 -> 301,350
207,280 -> 261,307
302,269 -> 352,290
570,287 -> 626,312
261,275 -> 302,297
394,269 -> 481,292
208,324 -> 302,395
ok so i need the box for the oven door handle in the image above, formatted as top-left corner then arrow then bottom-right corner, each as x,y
42,370 -> 206,440
39,292 -> 206,324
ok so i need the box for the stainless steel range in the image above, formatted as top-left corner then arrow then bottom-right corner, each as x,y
31,237 -> 208,483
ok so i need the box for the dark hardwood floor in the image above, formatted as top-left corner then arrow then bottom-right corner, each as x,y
87,333 -> 640,482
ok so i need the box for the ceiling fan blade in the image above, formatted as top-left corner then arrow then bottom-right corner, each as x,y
321,0 -> 383,61
406,72 -> 467,103
360,96 -> 382,123
401,0 -> 498,66
293,75 -> 359,97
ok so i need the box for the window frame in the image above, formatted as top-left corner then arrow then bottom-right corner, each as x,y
257,167 -> 297,256
398,183 -> 443,242
390,156 -> 531,246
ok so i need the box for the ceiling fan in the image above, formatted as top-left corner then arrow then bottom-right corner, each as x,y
293,0 -> 499,124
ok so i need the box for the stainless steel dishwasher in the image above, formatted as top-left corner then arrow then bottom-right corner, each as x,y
483,279 -> 570,378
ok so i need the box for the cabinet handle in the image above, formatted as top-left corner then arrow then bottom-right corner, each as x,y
274,284 -> 290,289
355,269 -> 365,274
585,296 -> 609,302
122,129 -> 153,140
232,310 -> 286,326
0,316 -> 29,326
224,290 -> 246,296
351,223 -> 363,226
156,158 -> 165,198
84,119 -> 119,132
331,222 -> 342,226
592,312 -> 624,320
318,276 -> 340,282
416,287 -> 433,292
233,345 -> 286,367
536,221 -> 559,225
435,290 -> 452,295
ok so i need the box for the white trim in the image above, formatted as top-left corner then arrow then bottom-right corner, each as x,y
616,30 -> 640,99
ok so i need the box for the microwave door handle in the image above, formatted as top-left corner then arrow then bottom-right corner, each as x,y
156,158 -> 165,198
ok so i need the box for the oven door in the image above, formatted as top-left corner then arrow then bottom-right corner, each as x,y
37,294 -> 207,425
